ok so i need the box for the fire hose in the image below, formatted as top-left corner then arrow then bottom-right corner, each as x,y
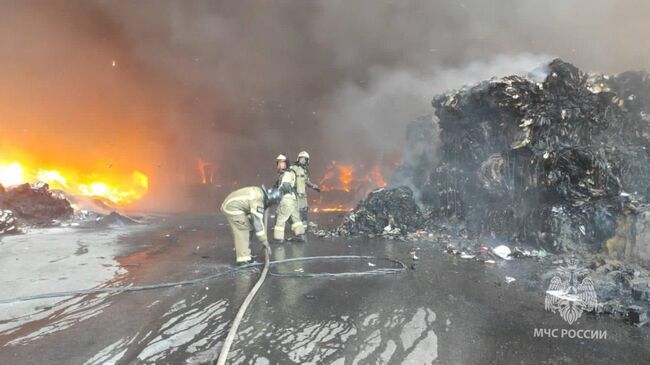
215,244 -> 270,365
0,253 -> 406,364
0,255 -> 406,304
214,252 -> 407,364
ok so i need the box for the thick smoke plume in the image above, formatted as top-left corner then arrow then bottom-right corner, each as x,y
1,1 -> 649,211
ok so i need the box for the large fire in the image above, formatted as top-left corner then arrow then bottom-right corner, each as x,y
318,161 -> 388,193
0,159 -> 148,205
313,161 -> 389,212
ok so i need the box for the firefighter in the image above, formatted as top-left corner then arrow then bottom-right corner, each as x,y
273,154 -> 305,243
220,185 -> 282,266
290,151 -> 320,231
274,154 -> 290,186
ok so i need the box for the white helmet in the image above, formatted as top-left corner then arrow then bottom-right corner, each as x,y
276,154 -> 287,161
298,151 -> 310,159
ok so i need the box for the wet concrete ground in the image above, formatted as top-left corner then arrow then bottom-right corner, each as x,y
1,213 -> 649,364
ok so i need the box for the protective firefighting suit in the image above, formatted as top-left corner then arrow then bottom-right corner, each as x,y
273,168 -> 305,241
221,186 -> 273,264
290,163 -> 317,231
291,159 -> 320,231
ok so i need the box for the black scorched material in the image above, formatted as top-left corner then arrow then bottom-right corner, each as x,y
336,186 -> 423,237
424,59 -> 650,251
341,59 -> 650,255
0,182 -> 73,225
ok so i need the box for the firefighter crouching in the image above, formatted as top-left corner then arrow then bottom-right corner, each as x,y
220,185 -> 282,266
290,151 -> 320,231
273,154 -> 305,243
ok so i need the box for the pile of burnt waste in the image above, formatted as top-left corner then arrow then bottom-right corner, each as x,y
0,182 -> 139,235
327,59 -> 650,325
0,182 -> 73,229
427,59 -> 650,260
337,59 -> 650,266
335,186 -> 424,238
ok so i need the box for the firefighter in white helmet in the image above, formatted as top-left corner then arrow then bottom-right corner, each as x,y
272,154 -> 305,243
220,185 -> 282,265
290,150 -> 320,232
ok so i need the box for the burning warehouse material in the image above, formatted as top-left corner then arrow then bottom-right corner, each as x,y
6,1 -> 650,363
0,177 -> 145,233
338,59 -> 650,267
317,161 -> 388,194
0,182 -> 73,226
0,161 -> 149,206
311,161 -> 390,213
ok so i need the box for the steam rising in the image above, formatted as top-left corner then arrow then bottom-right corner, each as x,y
1,1 -> 648,211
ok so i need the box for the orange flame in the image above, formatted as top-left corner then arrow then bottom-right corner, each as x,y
313,161 -> 389,212
369,166 -> 387,188
312,205 -> 353,213
0,159 -> 148,205
197,159 -> 214,184
318,161 -> 387,193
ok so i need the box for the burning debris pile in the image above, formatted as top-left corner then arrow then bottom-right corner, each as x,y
335,186 -> 423,237
0,182 -> 139,235
0,182 -> 73,226
424,59 -> 650,256
338,59 -> 650,263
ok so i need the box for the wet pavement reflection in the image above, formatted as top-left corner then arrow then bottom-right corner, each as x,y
1,214 -> 649,364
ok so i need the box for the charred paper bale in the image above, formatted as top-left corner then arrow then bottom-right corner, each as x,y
428,163 -> 470,218
521,203 -> 618,252
594,70 -> 650,119
424,59 -> 650,252
477,154 -> 509,196
337,186 -> 423,237
541,147 -> 621,203
0,182 -> 73,225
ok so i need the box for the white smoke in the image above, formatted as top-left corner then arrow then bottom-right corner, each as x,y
320,53 -> 554,167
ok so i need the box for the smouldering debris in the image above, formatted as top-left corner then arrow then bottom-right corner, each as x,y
341,59 -> 650,267
335,186 -> 423,238
419,59 -> 650,257
0,182 -> 73,226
